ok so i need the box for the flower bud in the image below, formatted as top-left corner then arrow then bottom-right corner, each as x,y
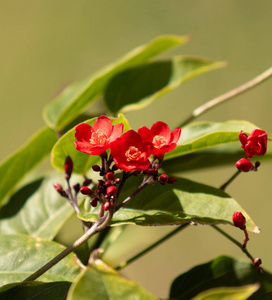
105,181 -> 112,187
115,178 -> 121,184
64,156 -> 73,178
92,165 -> 101,172
236,158 -> 253,172
168,177 -> 177,184
232,212 -> 246,229
158,174 -> 168,184
90,198 -> 98,207
145,168 -> 156,175
254,257 -> 262,267
104,201 -> 110,211
73,183 -> 80,194
106,172 -> 115,181
106,186 -> 117,197
80,186 -> 93,195
83,179 -> 92,186
53,183 -> 67,198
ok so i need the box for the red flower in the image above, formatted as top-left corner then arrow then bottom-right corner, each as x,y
235,158 -> 253,172
232,212 -> 246,229
138,121 -> 181,156
74,116 -> 124,156
239,129 -> 267,158
110,130 -> 152,172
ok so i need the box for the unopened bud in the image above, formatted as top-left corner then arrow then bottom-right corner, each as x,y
104,201 -> 110,211
106,186 -> 117,197
73,183 -> 80,194
235,158 -> 253,172
92,165 -> 100,172
145,168 -> 156,175
105,181 -> 112,187
64,156 -> 73,178
106,172 -> 115,181
158,174 -> 168,184
254,257 -> 262,267
168,177 -> 177,184
83,178 -> 92,186
53,183 -> 67,198
80,186 -> 93,195
232,212 -> 246,229
90,198 -> 98,207
115,178 -> 121,184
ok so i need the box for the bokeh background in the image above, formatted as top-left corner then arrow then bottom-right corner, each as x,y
1,1 -> 272,298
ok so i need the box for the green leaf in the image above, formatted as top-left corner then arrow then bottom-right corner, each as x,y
78,176 -> 259,233
0,234 -> 80,286
67,263 -> 156,300
192,284 -> 259,300
0,127 -> 58,207
105,56 -> 225,114
0,281 -> 71,300
169,255 -> 272,300
51,114 -> 130,174
43,35 -> 189,130
0,174 -> 83,240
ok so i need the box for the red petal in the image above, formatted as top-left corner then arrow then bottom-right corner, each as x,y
109,123 -> 124,142
138,126 -> 154,143
170,127 -> 181,144
92,116 -> 113,136
75,123 -> 93,142
151,121 -> 171,142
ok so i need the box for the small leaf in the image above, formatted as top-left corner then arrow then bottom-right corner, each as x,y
78,176 -> 259,233
169,255 -> 272,300
105,56 -> 225,114
43,35 -> 189,130
0,127 -> 58,207
67,263 -> 156,300
0,174 -> 83,240
0,281 -> 71,300
51,114 -> 130,174
0,234 -> 81,286
192,284 -> 260,300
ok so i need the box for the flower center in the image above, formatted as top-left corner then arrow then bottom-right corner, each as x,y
125,146 -> 142,162
152,135 -> 167,148
89,130 -> 109,146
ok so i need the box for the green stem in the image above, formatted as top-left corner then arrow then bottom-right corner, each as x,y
212,225 -> 254,263
179,66 -> 272,128
220,170 -> 240,191
115,223 -> 189,270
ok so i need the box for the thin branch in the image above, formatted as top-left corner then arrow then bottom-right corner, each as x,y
115,223 -> 189,270
179,66 -> 272,128
220,170 -> 240,191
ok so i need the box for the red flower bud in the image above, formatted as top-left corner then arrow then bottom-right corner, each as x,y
104,201 -> 110,211
64,156 -> 73,177
53,183 -> 67,198
168,177 -> 177,184
158,174 -> 168,184
115,178 -> 121,184
105,181 -> 112,187
145,168 -> 156,175
106,172 -> 115,181
106,186 -> 117,196
232,212 -> 246,229
73,183 -> 80,193
92,165 -> 101,172
80,186 -> 93,195
254,257 -> 262,267
90,198 -> 98,207
83,179 -> 92,186
235,158 -> 253,172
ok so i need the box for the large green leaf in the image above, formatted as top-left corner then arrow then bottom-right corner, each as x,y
43,35 -> 188,130
0,174 -> 83,240
78,176 -> 259,233
51,114 -> 130,174
67,262 -> 156,300
105,56 -> 225,114
192,284 -> 259,300
0,127 -> 58,207
0,234 -> 81,286
0,281 -> 71,300
169,256 -> 272,300
163,121 -> 270,172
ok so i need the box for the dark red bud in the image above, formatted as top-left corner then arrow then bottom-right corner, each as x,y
80,186 -> 93,195
104,201 -> 110,211
106,186 -> 117,196
254,161 -> 261,171
64,156 -> 73,177
104,194 -> 110,199
83,179 -> 92,186
53,183 -> 67,198
158,174 -> 168,184
254,257 -> 262,267
90,198 -> 98,207
168,177 -> 177,184
236,158 -> 253,172
92,165 -> 101,172
232,212 -> 246,229
112,164 -> 118,171
145,168 -> 156,175
106,172 -> 115,181
73,183 -> 80,193
105,181 -> 112,187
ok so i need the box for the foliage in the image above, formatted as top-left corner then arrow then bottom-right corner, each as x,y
0,35 -> 271,299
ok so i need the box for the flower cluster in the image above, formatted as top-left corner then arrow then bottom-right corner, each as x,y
236,129 -> 267,172
73,116 -> 181,210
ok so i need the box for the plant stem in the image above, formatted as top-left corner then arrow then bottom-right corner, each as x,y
220,170 -> 240,191
211,225 -> 255,263
23,209 -> 114,282
115,223 -> 189,270
179,66 -> 272,128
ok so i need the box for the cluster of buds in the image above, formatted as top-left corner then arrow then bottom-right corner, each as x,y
236,129 -> 267,172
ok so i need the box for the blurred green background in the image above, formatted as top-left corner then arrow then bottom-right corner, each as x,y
1,1 -> 272,298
